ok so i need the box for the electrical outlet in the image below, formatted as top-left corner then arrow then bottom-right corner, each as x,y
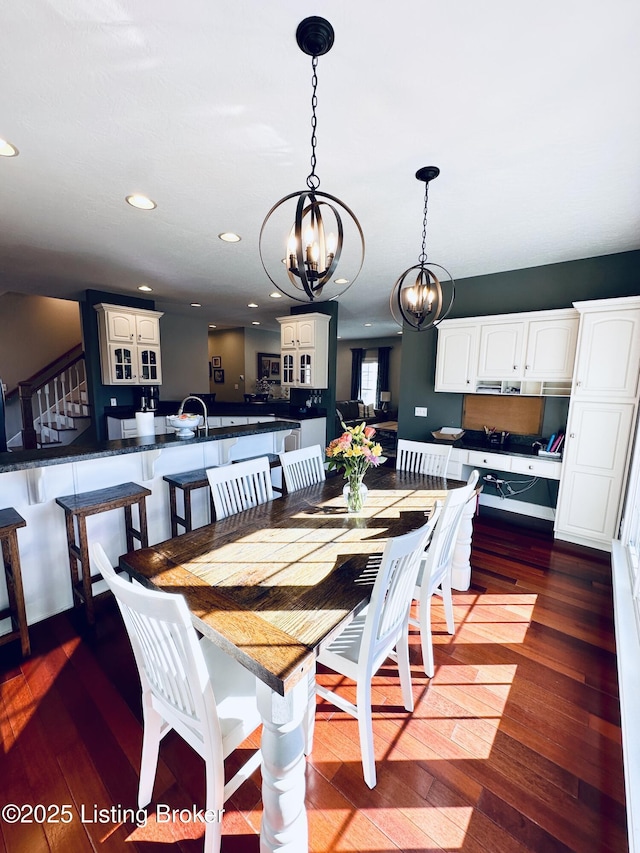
414,406 -> 428,417
110,397 -> 117,406
234,384 -> 239,390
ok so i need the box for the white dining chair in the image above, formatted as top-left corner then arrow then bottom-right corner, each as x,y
206,455 -> 274,520
279,444 -> 326,493
411,469 -> 480,677
90,543 -> 262,853
396,438 -> 452,477
313,508 -> 441,789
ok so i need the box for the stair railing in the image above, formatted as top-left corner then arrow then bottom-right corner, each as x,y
16,344 -> 86,449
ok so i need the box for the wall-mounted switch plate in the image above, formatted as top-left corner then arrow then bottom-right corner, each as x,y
234,384 -> 239,390
110,397 -> 117,406
415,406 -> 428,417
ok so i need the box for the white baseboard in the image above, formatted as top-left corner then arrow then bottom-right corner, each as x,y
478,492 -> 556,522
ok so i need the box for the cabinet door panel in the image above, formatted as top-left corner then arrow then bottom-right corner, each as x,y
280,322 -> 298,349
435,325 -> 478,392
555,401 -> 635,543
136,315 -> 160,344
574,310 -> 640,398
524,318 -> 578,380
108,344 -> 136,383
107,311 -> 135,342
296,318 -> 316,348
477,322 -> 525,379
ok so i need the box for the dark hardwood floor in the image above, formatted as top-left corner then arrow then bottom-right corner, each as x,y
0,511 -> 626,852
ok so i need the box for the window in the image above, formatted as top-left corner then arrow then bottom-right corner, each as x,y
360,358 -> 378,407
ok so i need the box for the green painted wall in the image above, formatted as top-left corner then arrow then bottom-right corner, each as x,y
398,250 -> 640,440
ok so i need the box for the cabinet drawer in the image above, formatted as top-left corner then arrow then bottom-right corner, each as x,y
220,416 -> 248,426
467,450 -> 511,471
510,455 -> 562,480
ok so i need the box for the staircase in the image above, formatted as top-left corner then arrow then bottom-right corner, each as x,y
9,345 -> 92,451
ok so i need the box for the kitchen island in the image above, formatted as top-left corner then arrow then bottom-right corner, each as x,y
0,420 -> 297,627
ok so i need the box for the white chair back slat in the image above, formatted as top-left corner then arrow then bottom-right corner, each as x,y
279,445 -> 326,493
207,456 -> 274,520
90,541 -> 261,850
396,438 -> 452,477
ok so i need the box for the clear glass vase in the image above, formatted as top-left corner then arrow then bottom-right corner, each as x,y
343,475 -> 368,513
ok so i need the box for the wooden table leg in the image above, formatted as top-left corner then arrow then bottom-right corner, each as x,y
256,678 -> 309,852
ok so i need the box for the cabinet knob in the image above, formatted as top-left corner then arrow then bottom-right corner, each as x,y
528,464 -> 533,470
466,379 -> 470,384
576,381 -> 582,386
513,365 -> 518,371
569,433 -> 575,439
525,364 -> 530,370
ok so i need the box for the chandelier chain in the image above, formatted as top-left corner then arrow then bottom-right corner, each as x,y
419,181 -> 430,265
306,55 -> 321,191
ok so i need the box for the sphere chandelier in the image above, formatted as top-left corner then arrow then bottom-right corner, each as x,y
390,166 -> 455,331
259,17 -> 365,303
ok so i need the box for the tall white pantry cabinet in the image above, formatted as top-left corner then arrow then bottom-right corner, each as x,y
555,296 -> 640,550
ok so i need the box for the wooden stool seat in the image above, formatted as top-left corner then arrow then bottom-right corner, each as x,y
164,454 -> 282,537
0,507 -> 30,657
56,482 -> 151,625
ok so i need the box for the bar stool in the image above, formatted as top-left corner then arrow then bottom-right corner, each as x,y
0,508 -> 30,657
56,482 -> 151,625
164,453 -> 282,536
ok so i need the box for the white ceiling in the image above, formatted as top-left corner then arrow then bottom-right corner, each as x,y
1,0 -> 639,340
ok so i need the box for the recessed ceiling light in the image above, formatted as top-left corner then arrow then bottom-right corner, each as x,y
0,139 -> 19,157
208,324 -> 217,329
364,323 -> 372,327
269,292 -> 282,299
335,278 -> 349,285
190,302 -> 202,307
218,232 -> 241,243
252,321 -> 261,326
248,302 -> 258,308
125,194 -> 157,210
137,284 -> 153,292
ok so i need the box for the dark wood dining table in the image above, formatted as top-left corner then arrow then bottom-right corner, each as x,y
119,466 -> 467,853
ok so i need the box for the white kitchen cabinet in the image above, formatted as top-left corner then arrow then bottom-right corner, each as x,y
555,296 -> 640,550
555,401 -> 636,547
571,308 -> 640,400
277,313 -> 330,389
95,303 -> 164,386
477,321 -> 526,380
435,309 -> 578,396
434,324 -> 478,392
523,315 -> 579,382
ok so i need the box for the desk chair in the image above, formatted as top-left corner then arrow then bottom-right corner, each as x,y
412,470 -> 480,677
396,438 -> 452,477
91,543 -> 261,853
206,456 -> 274,520
278,444 -> 326,493
314,509 -> 441,788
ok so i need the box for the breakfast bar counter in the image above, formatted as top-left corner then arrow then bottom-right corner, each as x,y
0,420 -> 298,627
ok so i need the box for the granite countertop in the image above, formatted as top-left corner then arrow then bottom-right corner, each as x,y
0,419 -> 299,474
434,430 -> 556,460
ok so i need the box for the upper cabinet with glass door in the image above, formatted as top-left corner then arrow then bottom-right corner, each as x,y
95,303 -> 164,385
277,313 -> 330,388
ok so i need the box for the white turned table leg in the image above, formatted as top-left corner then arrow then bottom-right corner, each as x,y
257,679 -> 309,853
451,494 -> 477,591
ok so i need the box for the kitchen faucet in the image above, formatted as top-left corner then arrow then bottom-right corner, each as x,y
177,395 -> 208,435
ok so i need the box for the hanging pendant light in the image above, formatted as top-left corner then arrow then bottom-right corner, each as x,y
259,17 -> 365,303
390,167 -> 455,331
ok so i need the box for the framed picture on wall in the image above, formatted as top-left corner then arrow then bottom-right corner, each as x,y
257,352 -> 281,385
211,356 -> 222,368
213,368 -> 224,384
